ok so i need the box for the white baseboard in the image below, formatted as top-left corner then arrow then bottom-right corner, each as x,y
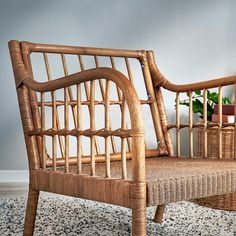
0,170 -> 29,183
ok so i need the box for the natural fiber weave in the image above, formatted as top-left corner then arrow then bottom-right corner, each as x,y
196,127 -> 234,159
196,127 -> 236,210
38,156 -> 236,206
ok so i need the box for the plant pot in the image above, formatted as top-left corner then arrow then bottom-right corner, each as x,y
194,127 -> 236,210
196,126 -> 234,159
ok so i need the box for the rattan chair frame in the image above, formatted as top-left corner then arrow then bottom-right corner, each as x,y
9,40 -> 236,236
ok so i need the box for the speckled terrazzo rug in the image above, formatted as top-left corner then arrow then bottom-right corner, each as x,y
0,196 -> 235,236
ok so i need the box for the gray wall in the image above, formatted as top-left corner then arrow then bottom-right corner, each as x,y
1,0 -> 236,170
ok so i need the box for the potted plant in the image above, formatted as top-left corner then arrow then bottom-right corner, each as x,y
179,90 -> 233,158
179,90 -> 231,121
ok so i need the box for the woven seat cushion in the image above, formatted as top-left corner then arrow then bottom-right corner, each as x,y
75,156 -> 236,206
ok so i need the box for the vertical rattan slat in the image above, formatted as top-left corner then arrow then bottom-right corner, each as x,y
105,80 -> 111,178
203,89 -> 208,158
43,53 -> 65,158
90,80 -> 96,176
78,54 -> 100,155
52,91 -> 57,171
124,57 -> 135,151
121,97 -> 127,179
218,86 -> 222,159
61,54 -> 77,127
110,56 -> 121,100
64,87 -> 69,172
188,91 -> 193,157
77,83 -> 82,174
94,55 -> 117,153
110,56 -> 132,152
176,92 -> 180,157
94,55 -> 105,95
125,57 -> 134,85
41,92 -> 46,169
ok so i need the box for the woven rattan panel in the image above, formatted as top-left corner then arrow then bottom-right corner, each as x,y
25,42 -> 169,170
43,156 -> 236,206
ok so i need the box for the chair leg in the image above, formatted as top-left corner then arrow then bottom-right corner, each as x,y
153,204 -> 165,223
23,188 -> 39,236
131,183 -> 147,236
132,206 -> 146,236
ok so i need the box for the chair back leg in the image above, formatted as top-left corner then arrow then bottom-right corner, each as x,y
153,204 -> 166,223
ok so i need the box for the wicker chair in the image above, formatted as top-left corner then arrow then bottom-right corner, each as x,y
9,40 -> 236,236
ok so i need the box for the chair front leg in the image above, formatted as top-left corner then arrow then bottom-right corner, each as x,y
131,183 -> 147,236
23,188 -> 39,236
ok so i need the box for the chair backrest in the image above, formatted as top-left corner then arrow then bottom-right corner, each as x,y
9,41 -> 173,172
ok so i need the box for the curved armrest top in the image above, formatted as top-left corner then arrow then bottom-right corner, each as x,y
22,67 -> 144,130
23,67 -> 131,92
147,52 -> 236,92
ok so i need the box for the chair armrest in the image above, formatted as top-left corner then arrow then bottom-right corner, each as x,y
15,63 -> 146,183
148,52 -> 236,92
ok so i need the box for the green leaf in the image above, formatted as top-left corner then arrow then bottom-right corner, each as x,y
192,99 -> 203,114
207,90 -> 211,99
194,90 -> 201,95
179,101 -> 189,107
226,98 -> 231,104
209,92 -> 218,104
222,97 -> 231,104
